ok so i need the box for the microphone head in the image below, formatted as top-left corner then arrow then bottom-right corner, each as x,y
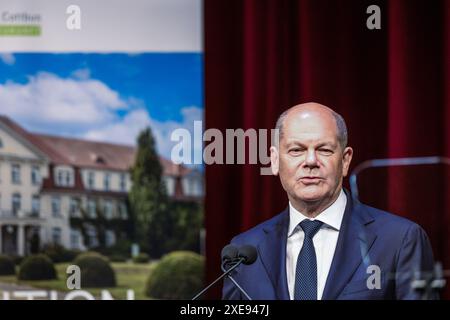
221,244 -> 238,262
238,245 -> 257,265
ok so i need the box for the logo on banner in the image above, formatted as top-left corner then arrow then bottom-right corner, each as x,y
0,11 -> 41,36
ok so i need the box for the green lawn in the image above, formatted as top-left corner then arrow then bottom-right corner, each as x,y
0,262 -> 156,300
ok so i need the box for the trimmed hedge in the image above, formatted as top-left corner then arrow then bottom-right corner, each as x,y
42,244 -> 80,263
145,251 -> 204,299
73,252 -> 116,288
9,255 -> 24,266
109,254 -> 128,263
133,253 -> 150,264
18,254 -> 57,280
0,255 -> 15,275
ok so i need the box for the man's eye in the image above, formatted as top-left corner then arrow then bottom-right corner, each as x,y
288,149 -> 303,154
319,149 -> 333,155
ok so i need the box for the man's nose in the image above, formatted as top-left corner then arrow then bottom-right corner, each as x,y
304,149 -> 319,167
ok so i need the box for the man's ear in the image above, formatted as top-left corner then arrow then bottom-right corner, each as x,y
270,146 -> 279,176
342,146 -> 353,177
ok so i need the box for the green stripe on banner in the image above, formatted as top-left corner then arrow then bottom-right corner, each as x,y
0,25 -> 41,36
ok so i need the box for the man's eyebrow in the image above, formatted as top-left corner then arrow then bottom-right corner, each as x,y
316,142 -> 337,148
284,141 -> 306,147
284,141 -> 337,148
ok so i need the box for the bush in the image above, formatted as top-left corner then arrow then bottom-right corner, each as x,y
8,255 -> 23,266
109,254 -> 128,263
0,255 -> 15,275
101,238 -> 132,258
145,251 -> 204,299
73,252 -> 116,288
133,253 -> 149,264
42,244 -> 80,263
18,254 -> 57,280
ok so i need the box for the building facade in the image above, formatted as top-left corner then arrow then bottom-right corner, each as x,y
0,116 -> 203,256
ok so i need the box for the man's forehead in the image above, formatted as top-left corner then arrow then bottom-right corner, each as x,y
285,109 -> 336,128
282,135 -> 337,146
281,112 -> 339,145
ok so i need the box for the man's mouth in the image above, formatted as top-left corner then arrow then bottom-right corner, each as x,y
298,176 -> 323,184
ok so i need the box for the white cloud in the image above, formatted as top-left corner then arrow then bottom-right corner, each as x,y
0,53 -> 15,65
0,72 -> 127,134
83,105 -> 203,163
0,71 -> 203,163
71,68 -> 91,80
83,108 -> 151,145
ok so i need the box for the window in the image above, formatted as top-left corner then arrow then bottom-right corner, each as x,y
86,225 -> 98,247
87,199 -> 96,218
31,195 -> 40,216
55,169 -> 73,187
31,166 -> 40,185
12,193 -> 21,215
120,173 -> 126,192
51,196 -> 61,217
104,200 -> 113,219
65,172 -> 71,185
119,202 -> 128,219
104,173 -> 111,191
57,171 -> 63,186
105,230 -> 116,247
95,155 -> 105,164
70,229 -> 81,249
69,198 -> 80,217
11,164 -> 21,184
192,178 -> 203,196
164,176 -> 175,196
52,227 -> 62,245
87,171 -> 95,189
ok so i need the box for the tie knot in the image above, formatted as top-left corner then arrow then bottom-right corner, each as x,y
299,220 -> 323,238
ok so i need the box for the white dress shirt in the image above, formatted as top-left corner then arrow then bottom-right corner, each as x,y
286,189 -> 347,300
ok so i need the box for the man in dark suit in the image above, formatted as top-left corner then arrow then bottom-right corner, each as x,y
223,102 -> 437,300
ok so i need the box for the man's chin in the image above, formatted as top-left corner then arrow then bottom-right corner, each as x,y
295,188 -> 325,202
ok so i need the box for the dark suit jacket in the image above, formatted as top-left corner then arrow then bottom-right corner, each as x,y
222,190 -> 437,300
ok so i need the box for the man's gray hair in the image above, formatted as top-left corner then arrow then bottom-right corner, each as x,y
274,108 -> 348,149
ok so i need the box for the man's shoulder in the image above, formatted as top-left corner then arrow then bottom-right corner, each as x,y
230,210 -> 287,247
358,202 -> 424,234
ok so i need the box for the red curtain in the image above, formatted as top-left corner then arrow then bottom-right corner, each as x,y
205,0 -> 450,299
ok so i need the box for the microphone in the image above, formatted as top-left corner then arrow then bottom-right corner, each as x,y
191,244 -> 257,300
237,245 -> 257,265
222,244 -> 239,263
220,245 -> 257,300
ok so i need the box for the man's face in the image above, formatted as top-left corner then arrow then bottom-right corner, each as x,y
271,110 -> 353,205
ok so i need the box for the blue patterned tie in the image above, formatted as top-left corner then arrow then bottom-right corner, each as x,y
294,219 -> 323,300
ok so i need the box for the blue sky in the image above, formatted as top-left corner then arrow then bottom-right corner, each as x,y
0,53 -> 203,162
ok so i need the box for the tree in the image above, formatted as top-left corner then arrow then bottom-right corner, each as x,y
165,201 -> 203,253
129,127 -> 170,258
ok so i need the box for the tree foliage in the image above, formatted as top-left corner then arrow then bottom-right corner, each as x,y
129,127 -> 170,258
129,127 -> 203,258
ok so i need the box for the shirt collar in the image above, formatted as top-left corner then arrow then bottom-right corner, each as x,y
288,189 -> 347,237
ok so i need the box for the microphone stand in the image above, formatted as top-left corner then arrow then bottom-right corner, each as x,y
191,257 -> 245,300
221,261 -> 253,300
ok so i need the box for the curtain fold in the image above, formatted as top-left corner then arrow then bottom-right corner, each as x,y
205,0 -> 449,299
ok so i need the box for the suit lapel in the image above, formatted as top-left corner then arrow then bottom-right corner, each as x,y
321,191 -> 377,300
257,209 -> 290,300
